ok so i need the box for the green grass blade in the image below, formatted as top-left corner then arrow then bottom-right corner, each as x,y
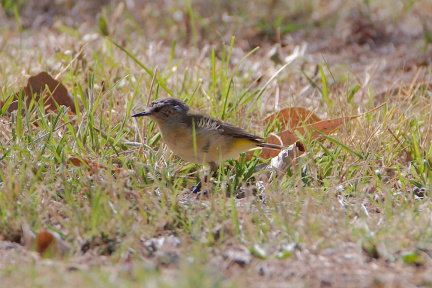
314,129 -> 363,160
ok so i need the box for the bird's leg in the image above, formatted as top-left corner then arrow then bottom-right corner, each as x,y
207,161 -> 218,188
190,162 -> 218,194
190,176 -> 204,194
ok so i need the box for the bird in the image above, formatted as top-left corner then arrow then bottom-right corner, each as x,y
132,97 -> 283,193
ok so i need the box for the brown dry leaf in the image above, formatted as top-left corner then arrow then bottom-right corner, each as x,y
260,115 -> 360,159
264,107 -> 321,129
69,156 -> 127,175
260,104 -> 385,159
112,167 -> 131,175
36,231 -> 55,254
0,100 -> 19,114
22,224 -> 71,257
35,231 -> 71,257
69,156 -> 106,173
7,72 -> 76,114
24,72 -> 76,113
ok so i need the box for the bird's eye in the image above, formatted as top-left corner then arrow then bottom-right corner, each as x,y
154,106 -> 162,113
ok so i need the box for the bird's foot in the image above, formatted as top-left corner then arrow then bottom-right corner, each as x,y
190,181 -> 202,194
190,181 -> 209,197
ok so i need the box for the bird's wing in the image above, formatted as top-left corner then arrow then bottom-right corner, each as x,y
218,121 -> 263,141
186,110 -> 263,141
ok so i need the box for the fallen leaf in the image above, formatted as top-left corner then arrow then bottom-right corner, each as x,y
268,141 -> 305,172
5,72 -> 77,115
259,104 -> 385,159
35,230 -> 71,257
264,107 -> 321,129
68,156 -> 104,168
111,168 -> 124,174
0,100 -> 19,114
260,115 -> 359,159
69,156 -> 106,173
24,72 -> 76,113
22,224 -> 71,258
69,156 -> 126,175
254,142 -> 305,187
36,231 -> 55,254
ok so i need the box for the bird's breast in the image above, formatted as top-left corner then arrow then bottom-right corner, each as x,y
157,121 -> 202,163
156,120 -> 257,166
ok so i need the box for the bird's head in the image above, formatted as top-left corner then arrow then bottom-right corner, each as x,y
132,97 -> 190,123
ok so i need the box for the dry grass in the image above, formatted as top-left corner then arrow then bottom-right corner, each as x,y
1,0 -> 432,287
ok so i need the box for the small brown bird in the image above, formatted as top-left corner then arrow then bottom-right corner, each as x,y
132,98 -> 283,192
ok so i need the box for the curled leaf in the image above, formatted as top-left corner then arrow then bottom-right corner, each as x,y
264,107 -> 321,129
268,142 -> 305,173
259,103 -> 385,159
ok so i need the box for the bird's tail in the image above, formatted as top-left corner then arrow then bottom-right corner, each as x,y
256,141 -> 285,150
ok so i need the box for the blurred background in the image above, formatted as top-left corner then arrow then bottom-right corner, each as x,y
2,0 -> 431,47
1,0 -> 431,113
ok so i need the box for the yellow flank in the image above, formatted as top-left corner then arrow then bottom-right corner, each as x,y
231,138 -> 259,154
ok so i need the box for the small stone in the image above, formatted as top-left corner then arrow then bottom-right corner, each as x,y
225,249 -> 252,267
165,236 -> 181,247
413,187 -> 427,199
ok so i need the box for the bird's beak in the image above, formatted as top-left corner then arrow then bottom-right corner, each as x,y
131,110 -> 150,117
